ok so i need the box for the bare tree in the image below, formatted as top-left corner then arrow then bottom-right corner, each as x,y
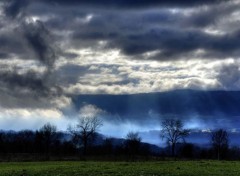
39,123 -> 57,157
69,116 -> 102,155
161,119 -> 190,157
211,129 -> 229,160
125,132 -> 142,160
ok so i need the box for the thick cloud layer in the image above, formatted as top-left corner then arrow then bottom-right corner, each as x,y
28,0 -> 239,61
40,0 -> 229,8
0,0 -> 63,110
4,0 -> 29,18
23,21 -> 57,69
0,0 -> 240,133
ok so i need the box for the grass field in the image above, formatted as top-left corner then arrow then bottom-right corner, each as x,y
0,160 -> 240,176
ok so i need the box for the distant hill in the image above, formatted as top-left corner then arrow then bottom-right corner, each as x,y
93,133 -> 162,154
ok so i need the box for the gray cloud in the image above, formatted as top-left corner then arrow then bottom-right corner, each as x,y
0,70 -> 47,94
3,0 -> 238,61
182,1 -> 240,28
217,62 -> 240,90
22,20 -> 57,69
40,0 -> 229,8
0,0 -> 64,109
0,68 -> 64,108
36,2 -> 237,61
4,0 -> 29,19
53,64 -> 91,85
0,19 -> 62,108
0,53 -> 10,59
71,26 -> 240,61
31,2 -> 239,32
0,0 -> 239,110
2,0 -> 58,68
0,29 -> 29,59
1,0 -> 240,136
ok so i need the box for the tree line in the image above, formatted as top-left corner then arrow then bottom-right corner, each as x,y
0,116 -> 238,161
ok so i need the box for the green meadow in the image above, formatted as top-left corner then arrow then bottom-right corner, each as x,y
0,161 -> 239,176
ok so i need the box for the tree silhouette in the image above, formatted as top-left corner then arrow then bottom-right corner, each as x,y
69,116 -> 102,155
125,132 -> 141,160
211,129 -> 229,160
39,123 -> 57,158
161,119 -> 190,157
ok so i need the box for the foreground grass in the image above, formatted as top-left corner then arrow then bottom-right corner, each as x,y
0,160 -> 240,176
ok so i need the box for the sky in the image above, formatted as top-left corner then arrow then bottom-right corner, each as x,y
0,0 -> 240,145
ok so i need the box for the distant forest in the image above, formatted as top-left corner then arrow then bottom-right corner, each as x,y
0,119 -> 240,161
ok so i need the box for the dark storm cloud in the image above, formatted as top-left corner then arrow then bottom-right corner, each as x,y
0,0 -> 240,136
184,3 -> 239,28
0,0 -> 63,109
41,0 -> 229,8
0,30 -> 28,58
31,1 -> 238,31
73,90 -> 240,129
22,20 -> 57,69
2,0 -> 239,62
34,0 -> 235,61
0,0 -> 239,109
1,0 -> 59,68
71,25 -> 240,60
3,0 -> 236,62
0,53 -> 9,59
4,0 -> 29,19
0,69 -> 63,108
0,70 -> 48,95
216,62 -> 240,90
